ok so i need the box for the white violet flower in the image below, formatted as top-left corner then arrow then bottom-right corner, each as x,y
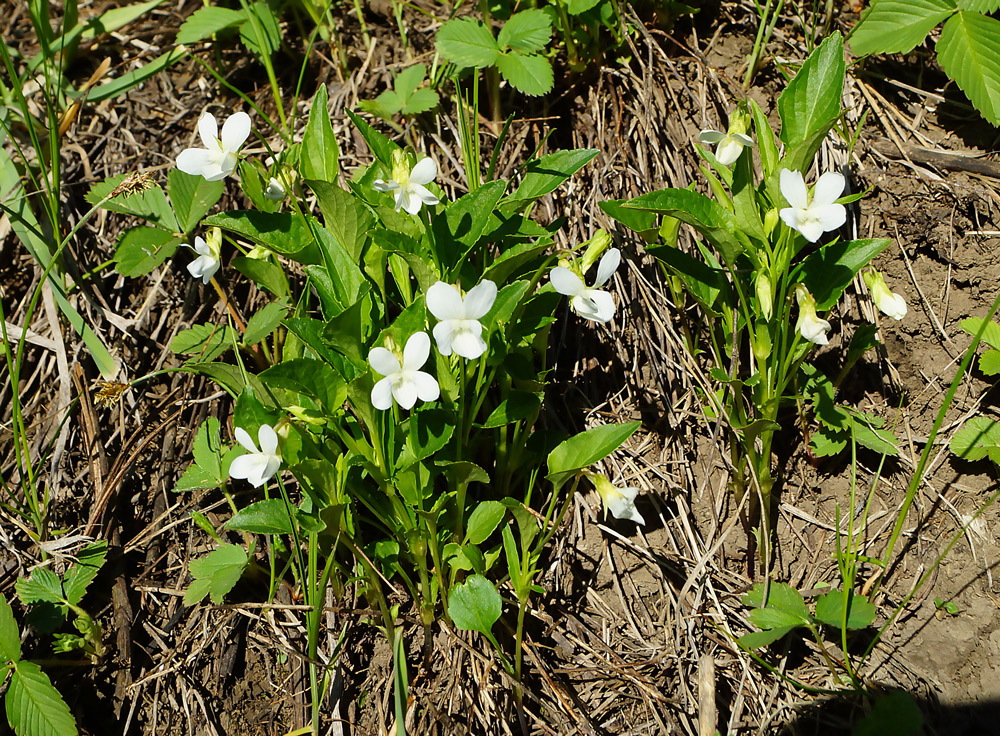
794,284 -> 831,346
426,280 -> 497,360
373,150 -> 440,215
229,424 -> 282,488
590,473 -> 645,526
698,128 -> 754,166
176,111 -> 251,182
183,233 -> 221,285
264,176 -> 286,201
550,248 -> 621,323
863,270 -> 907,320
779,169 -> 847,243
368,332 -> 440,411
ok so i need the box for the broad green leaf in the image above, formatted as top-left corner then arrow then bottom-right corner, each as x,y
504,149 -> 598,211
950,416 -> 1000,463
114,226 -> 181,277
183,363 -> 267,398
15,569 -> 64,606
168,169 -> 225,233
85,173 -> 177,230
850,414 -> 899,456
798,238 -> 892,310
546,421 -> 641,488
465,501 -> 507,545
742,582 -> 811,620
0,596 -> 20,662
737,625 -> 799,649
225,499 -> 296,535
497,10 -> 552,53
400,88 -> 439,115
7,661 -> 77,736
813,590 -> 877,629
232,256 -> 289,297
345,109 -> 398,167
960,316 -> 1000,351
566,0 -> 601,12
397,408 -> 455,469
598,198 -> 659,242
979,349 -> 1000,375
778,33 -> 845,172
302,84 -> 339,182
80,0 -> 166,40
850,0 -> 956,56
391,64 -> 439,115
62,541 -> 108,606
496,51 -> 553,97
307,180 -> 376,262
444,179 -> 508,251
243,301 -> 289,347
957,0 -> 1000,9
624,188 -> 745,266
484,280 -> 530,331
175,6 -> 243,43
184,544 -> 248,605
170,323 -> 236,362
448,574 -> 502,635
260,358 -> 347,411
436,18 -> 500,67
204,211 -> 320,264
811,428 -> 848,457
192,416 -> 225,479
938,10 -> 1000,125
313,227 -> 369,305
478,391 -> 541,428
173,463 -> 222,492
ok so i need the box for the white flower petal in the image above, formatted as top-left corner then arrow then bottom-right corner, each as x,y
698,130 -> 725,144
191,236 -> 210,256
815,203 -> 847,233
575,289 -> 615,323
392,377 -> 419,410
221,111 -> 251,152
372,179 -> 397,192
732,133 -> 754,146
812,171 -> 846,206
176,148 -> 219,178
884,293 -> 907,320
411,371 -> 440,402
426,282 -> 465,321
779,169 -> 809,210
797,219 -> 826,244
605,486 -> 645,525
550,267 -> 585,297
234,427 -> 258,454
594,248 -> 621,287
368,347 -> 400,376
451,329 -> 487,360
410,183 -> 439,207
258,424 -> 278,455
371,377 -> 394,410
261,454 -> 282,483
715,138 -> 744,165
197,112 -> 219,150
409,157 -> 438,186
464,280 -> 497,320
398,189 -> 419,215
402,332 -> 431,371
432,321 -> 456,356
229,453 -> 263,482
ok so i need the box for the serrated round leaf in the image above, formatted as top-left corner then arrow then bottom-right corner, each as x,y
437,18 -> 500,67
448,574 -> 502,635
495,51 -> 553,96
186,544 -> 248,605
738,625 -> 798,650
950,416 -> 1000,461
937,10 -> 1000,125
814,590 -> 877,630
497,10 -> 552,53
0,596 -> 20,662
850,0 -> 956,56
6,661 -> 77,736
400,88 -> 439,116
114,227 -> 180,278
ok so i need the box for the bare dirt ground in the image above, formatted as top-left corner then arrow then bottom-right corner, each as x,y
4,0 -> 1000,734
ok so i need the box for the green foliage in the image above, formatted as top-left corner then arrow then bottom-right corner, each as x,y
739,582 -> 876,649
960,316 -> 1000,375
6,661 -> 77,736
360,64 -> 440,121
448,575 -> 503,640
950,417 -> 1000,463
184,544 -> 249,605
851,2 -> 1000,125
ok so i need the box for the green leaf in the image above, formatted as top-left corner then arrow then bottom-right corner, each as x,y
15,569 -> 64,606
225,499 -> 296,535
625,188 -> 745,266
852,691 -> 924,736
566,0 -> 602,12
170,323 -> 236,362
184,544 -> 248,605
176,5 -> 244,43
798,238 -> 892,310
737,625 -> 799,649
397,408 -> 455,469
392,64 -> 439,115
496,51 -> 553,96
497,10 -> 552,53
960,316 -> 1000,350
7,661 -> 77,736
742,582 -> 810,619
938,10 -> 1000,125
504,149 -> 598,211
113,226 -> 181,278
957,0 -> 1000,10
546,421 -> 641,488
62,541 -> 108,606
192,417 -> 225,479
232,256 -> 289,298
260,358 -> 347,412
850,414 -> 899,456
444,179 -> 508,251
465,501 -> 507,545
302,84 -> 340,182
598,198 -> 659,241
345,109 -> 398,167
778,33 -> 845,173
85,173 -> 177,230
239,1 -> 282,62
810,428 -> 848,457
850,0 -> 956,56
307,180 -> 376,262
478,391 -> 541,428
448,574 -> 502,636
79,0 -> 167,40
951,417 -> 1000,462
168,169 -> 224,234
203,211 -> 319,264
243,301 -> 289,347
0,595 -> 20,662
813,590 -> 877,629
436,18 -> 500,68
979,349 -> 1000,375
174,463 -> 223,492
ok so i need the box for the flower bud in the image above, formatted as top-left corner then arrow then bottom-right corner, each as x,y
794,284 -> 831,346
764,208 -> 780,239
753,328 -> 771,361
580,229 -> 613,274
206,227 -> 223,257
390,149 -> 410,185
755,272 -> 773,321
863,269 -> 907,320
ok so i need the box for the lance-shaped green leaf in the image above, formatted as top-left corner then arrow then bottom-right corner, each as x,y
224,499 -> 296,535
203,211 -> 320,264
502,149 -> 598,213
797,237 -> 891,310
169,169 -> 225,233
0,595 -> 20,663
547,421 -> 640,489
302,84 -> 340,182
